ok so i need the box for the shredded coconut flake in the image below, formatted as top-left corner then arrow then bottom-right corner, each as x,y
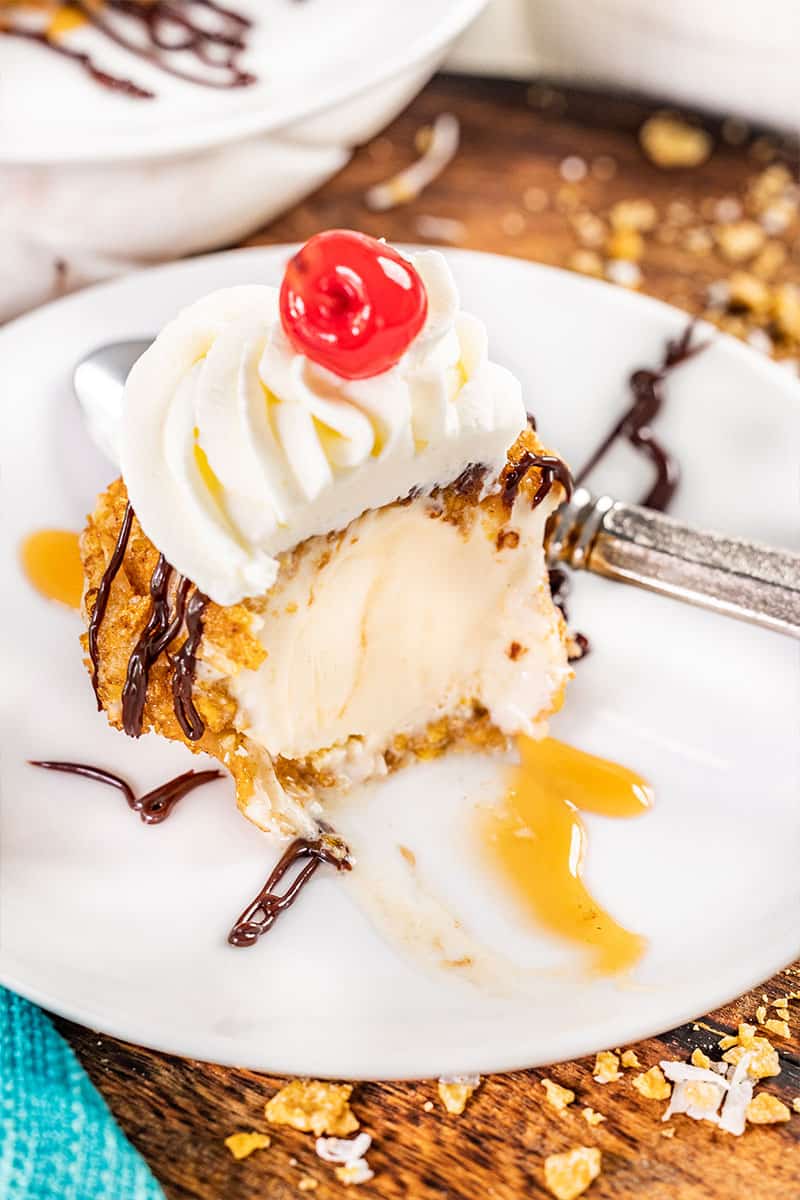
335,1160 -> 374,1186
365,114 -> 460,211
315,1133 -> 372,1165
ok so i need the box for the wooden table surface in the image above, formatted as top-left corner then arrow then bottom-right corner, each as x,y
57,74 -> 800,1198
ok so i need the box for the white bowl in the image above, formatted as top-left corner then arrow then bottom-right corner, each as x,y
0,0 -> 487,321
450,0 -> 800,130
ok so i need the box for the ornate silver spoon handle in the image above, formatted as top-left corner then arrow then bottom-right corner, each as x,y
548,487 -> 800,638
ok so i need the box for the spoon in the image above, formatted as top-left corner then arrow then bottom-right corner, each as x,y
74,340 -> 800,639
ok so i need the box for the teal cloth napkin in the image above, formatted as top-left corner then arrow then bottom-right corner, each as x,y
0,988 -> 165,1200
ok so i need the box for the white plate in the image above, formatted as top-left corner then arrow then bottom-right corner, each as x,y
1,247 -> 799,1079
0,0 -> 486,163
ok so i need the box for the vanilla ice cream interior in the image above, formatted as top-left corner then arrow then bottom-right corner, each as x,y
228,488 -> 569,835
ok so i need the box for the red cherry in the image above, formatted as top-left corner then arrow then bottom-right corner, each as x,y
279,230 -> 428,380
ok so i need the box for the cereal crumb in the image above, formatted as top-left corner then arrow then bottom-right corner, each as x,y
607,227 -> 644,262
714,220 -> 765,263
633,1066 -> 672,1101
727,272 -> 770,313
568,250 -> 603,278
772,284 -> 800,339
544,1147 -> 602,1200
560,156 -> 588,183
691,1049 -> 711,1070
605,260 -> 642,289
756,1006 -> 768,1025
610,199 -> 657,232
581,1107 -> 605,1126
438,1075 -> 481,1115
298,1178 -> 319,1193
543,1078 -> 576,1111
722,1037 -> 780,1080
791,1097 -> 800,1114
265,1080 -> 359,1137
661,1125 -> 676,1138
224,1131 -> 271,1160
764,1019 -> 790,1039
621,1050 -> 641,1070
593,1051 -> 621,1083
640,112 -> 712,168
423,1100 -> 434,1112
746,1093 -> 791,1124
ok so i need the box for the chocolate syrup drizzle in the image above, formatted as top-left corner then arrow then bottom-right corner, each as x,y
171,586 -> 210,741
5,0 -> 256,98
30,759 -> 221,824
502,451 -> 574,510
87,500 -> 133,706
89,501 -> 208,740
575,321 -> 706,513
228,837 -> 351,948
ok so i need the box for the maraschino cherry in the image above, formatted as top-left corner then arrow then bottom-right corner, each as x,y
279,230 -> 428,380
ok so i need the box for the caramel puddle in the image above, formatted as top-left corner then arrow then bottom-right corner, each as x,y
482,736 -> 653,975
20,529 -> 82,610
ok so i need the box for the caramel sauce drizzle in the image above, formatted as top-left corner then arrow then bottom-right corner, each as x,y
482,736 -> 653,975
20,529 -> 84,610
228,837 -> 352,948
30,759 -> 221,824
575,321 -> 706,512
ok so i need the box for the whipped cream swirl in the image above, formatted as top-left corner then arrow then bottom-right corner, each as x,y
109,250 -> 525,605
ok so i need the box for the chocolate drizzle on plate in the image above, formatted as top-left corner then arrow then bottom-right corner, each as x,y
89,501 -> 208,740
228,836 -> 352,948
29,759 -> 221,824
502,451 -> 573,510
575,321 -> 707,513
4,0 -> 257,98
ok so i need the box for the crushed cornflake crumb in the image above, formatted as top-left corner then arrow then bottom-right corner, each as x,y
661,1125 -> 676,1138
414,215 -> 467,244
605,259 -> 642,289
621,1050 -> 641,1070
607,227 -> 644,261
560,155 -> 588,183
746,1093 -> 791,1125
438,1074 -> 481,1115
265,1080 -> 359,1137
714,220 -> 765,262
298,1178 -> 319,1192
756,1006 -> 768,1025
593,1051 -> 621,1083
691,1049 -> 712,1070
639,112 -> 712,168
422,1100 -> 434,1112
568,249 -> 603,278
544,1147 -> 602,1200
791,1098 -> 800,1114
365,113 -> 459,211
610,199 -> 657,232
581,1107 -> 605,1126
543,1079 -> 576,1111
660,1051 -> 758,1136
335,1160 -> 375,1186
224,1131 -> 271,1160
721,1025 -> 781,1079
633,1066 -> 671,1101
763,1018 -> 790,1039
